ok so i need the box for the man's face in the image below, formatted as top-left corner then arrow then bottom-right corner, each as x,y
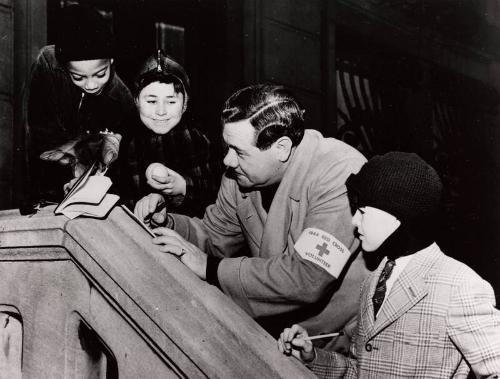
222,119 -> 283,189
137,82 -> 186,135
351,206 -> 401,252
67,59 -> 112,95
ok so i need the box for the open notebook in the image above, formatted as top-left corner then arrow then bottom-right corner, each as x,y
55,162 -> 120,219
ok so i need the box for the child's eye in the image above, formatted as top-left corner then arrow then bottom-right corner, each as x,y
96,72 -> 106,78
168,101 -> 177,105
72,76 -> 84,82
147,100 -> 157,104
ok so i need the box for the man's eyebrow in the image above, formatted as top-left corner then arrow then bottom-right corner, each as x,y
227,144 -> 243,152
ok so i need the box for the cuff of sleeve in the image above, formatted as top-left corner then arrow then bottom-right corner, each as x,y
184,176 -> 194,202
151,213 -> 175,229
303,348 -> 317,367
206,255 -> 222,288
217,257 -> 255,317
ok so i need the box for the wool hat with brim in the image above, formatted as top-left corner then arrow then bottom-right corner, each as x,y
55,5 -> 115,62
345,151 -> 443,224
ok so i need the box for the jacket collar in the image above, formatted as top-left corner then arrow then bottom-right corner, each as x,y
276,129 -> 323,201
363,243 -> 442,340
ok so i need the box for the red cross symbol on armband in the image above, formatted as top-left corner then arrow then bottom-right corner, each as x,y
316,242 -> 330,257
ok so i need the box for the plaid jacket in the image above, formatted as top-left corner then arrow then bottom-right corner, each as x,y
128,120 -> 223,218
308,243 -> 500,378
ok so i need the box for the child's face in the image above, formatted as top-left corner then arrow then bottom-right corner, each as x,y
351,206 -> 401,252
137,81 -> 186,135
67,59 -> 112,95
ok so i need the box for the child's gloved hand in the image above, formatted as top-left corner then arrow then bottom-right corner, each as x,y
100,132 -> 122,166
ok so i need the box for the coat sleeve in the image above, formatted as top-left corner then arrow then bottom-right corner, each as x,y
171,174 -> 248,258
306,348 -> 358,379
26,51 -> 71,156
447,274 -> 500,377
218,156 -> 363,317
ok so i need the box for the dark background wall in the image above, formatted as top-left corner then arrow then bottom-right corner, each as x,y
2,0 -> 500,300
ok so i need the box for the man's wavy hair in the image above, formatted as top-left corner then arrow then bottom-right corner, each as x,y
221,84 -> 305,150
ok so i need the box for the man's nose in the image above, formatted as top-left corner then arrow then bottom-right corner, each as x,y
223,149 -> 238,168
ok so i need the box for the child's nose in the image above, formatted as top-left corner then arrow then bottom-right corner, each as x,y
351,210 -> 361,226
156,102 -> 167,115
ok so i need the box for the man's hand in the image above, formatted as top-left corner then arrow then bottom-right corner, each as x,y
134,193 -> 167,226
277,324 -> 315,363
146,164 -> 187,197
152,227 -> 207,280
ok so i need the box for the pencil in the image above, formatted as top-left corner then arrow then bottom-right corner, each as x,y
304,331 -> 344,341
121,205 -> 156,238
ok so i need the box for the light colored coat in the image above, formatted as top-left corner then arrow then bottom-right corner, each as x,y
309,243 -> 500,378
171,129 -> 369,335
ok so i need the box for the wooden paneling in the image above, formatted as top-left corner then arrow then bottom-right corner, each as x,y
294,89 -> 322,131
262,0 -> 321,35
243,0 -> 331,133
0,2 -> 13,210
262,20 -> 321,92
0,7 -> 13,96
0,100 -> 12,209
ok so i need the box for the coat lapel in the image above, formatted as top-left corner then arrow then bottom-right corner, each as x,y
260,131 -> 320,257
236,194 -> 264,250
364,245 -> 443,340
370,269 -> 428,338
361,258 -> 387,337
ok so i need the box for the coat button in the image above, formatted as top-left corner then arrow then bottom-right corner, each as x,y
365,343 -> 372,352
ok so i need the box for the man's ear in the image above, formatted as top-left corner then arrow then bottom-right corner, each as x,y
274,136 -> 293,162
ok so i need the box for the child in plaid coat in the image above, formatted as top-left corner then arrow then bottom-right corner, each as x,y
278,152 -> 500,378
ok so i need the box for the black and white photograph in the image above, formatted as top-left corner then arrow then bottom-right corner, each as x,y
1,0 -> 499,377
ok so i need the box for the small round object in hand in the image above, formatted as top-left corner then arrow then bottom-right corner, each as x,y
146,162 -> 169,181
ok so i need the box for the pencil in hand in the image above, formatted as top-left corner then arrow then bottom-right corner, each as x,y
303,331 -> 344,341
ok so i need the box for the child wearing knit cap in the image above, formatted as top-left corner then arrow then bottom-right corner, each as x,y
278,152 -> 500,378
23,4 -> 136,204
130,51 -> 222,218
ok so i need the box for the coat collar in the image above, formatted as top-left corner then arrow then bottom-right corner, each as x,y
280,129 -> 323,201
236,130 -> 323,254
363,243 -> 442,340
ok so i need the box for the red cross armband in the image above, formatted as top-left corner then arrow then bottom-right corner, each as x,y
294,227 -> 351,278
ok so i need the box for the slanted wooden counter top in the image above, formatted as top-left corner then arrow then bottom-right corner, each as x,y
0,206 -> 313,378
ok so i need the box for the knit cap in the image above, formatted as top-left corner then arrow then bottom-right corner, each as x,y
345,152 -> 443,223
55,5 -> 114,62
133,51 -> 190,102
